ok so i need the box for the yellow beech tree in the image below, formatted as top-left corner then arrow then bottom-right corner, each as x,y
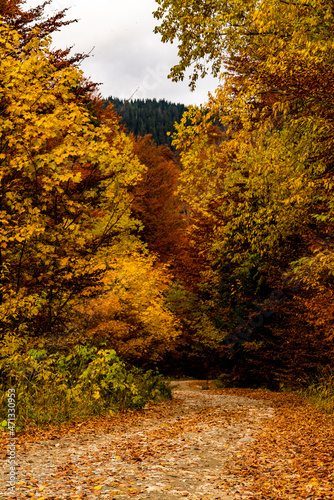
155,0 -> 334,287
75,246 -> 180,367
0,21 -> 145,342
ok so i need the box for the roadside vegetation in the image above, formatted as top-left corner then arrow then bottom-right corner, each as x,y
0,340 -> 171,432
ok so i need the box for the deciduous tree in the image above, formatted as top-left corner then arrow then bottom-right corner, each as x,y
0,21 -> 144,342
154,0 -> 334,382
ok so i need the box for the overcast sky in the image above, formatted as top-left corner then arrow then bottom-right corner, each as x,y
24,0 -> 219,105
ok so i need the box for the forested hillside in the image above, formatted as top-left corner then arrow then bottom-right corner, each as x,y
0,0 -> 334,438
103,97 -> 187,147
1,1 -> 334,497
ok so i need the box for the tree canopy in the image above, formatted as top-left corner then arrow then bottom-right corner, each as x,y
1,0 -> 334,402
153,0 -> 334,385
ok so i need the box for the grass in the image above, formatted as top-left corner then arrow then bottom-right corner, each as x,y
212,366 -> 334,415
299,365 -> 334,414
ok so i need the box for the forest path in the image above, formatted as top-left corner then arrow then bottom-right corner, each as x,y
1,380 -> 275,500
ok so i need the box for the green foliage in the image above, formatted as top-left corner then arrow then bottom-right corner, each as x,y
163,281 -> 228,377
213,373 -> 235,389
0,337 -> 171,429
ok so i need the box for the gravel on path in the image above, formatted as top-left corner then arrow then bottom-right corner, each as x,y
0,380 -> 275,500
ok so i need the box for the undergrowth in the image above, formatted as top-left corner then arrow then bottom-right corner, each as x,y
298,365 -> 334,414
213,366 -> 334,416
0,336 -> 171,431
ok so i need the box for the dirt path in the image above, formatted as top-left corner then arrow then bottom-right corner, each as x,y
1,380 -> 275,499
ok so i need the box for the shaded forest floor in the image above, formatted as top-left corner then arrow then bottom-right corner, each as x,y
0,381 -> 333,499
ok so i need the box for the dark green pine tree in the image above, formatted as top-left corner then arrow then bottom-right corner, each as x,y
103,97 -> 188,148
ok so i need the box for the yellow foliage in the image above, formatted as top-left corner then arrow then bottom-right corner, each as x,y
0,20 -> 146,339
76,249 -> 180,365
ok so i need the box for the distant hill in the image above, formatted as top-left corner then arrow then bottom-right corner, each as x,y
103,97 -> 188,148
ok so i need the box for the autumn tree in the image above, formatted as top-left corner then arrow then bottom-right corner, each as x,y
0,4 -> 183,426
0,0 -> 99,105
0,21 -> 145,345
154,0 -> 334,383
131,136 -> 185,259
76,247 -> 180,369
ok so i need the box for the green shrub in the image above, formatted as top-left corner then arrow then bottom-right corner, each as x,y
0,336 -> 171,430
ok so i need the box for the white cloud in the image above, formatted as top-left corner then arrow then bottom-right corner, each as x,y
24,0 -> 219,105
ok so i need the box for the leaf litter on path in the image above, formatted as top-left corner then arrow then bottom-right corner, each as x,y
3,381 -> 331,499
211,387 -> 334,500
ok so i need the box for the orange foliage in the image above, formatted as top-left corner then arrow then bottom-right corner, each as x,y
76,251 -> 180,367
130,134 -> 206,290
